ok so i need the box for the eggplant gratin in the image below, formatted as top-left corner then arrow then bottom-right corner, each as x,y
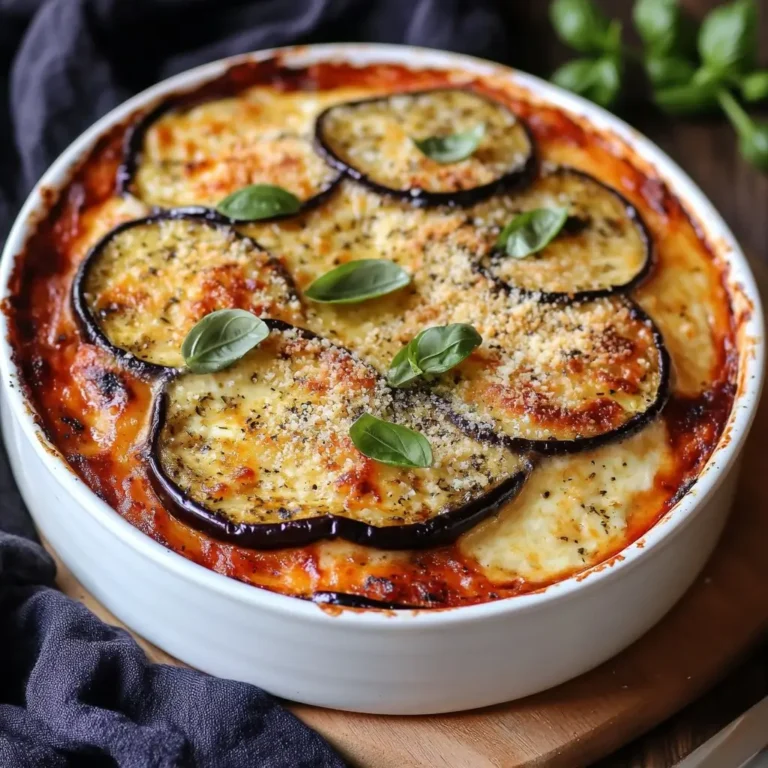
6,59 -> 736,609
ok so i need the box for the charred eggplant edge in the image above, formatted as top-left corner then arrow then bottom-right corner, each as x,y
311,591 -> 428,610
314,87 -> 538,208
71,210 -> 300,379
145,319 -> 531,550
474,167 -> 654,303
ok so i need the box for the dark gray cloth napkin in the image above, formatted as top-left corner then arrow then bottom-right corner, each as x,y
0,0 -> 513,765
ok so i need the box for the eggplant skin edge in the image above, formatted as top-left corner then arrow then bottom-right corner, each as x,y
70,210 -> 300,380
144,319 -> 532,551
116,97 -> 343,219
434,298 -> 672,457
313,87 -> 538,208
475,166 -> 655,303
311,591 -> 429,611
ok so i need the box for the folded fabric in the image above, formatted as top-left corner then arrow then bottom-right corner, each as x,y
0,0 -> 512,765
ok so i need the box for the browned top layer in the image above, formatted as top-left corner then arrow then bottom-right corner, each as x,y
5,58 -> 737,608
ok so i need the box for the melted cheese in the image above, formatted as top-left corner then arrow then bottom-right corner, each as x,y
318,89 -> 532,194
133,88 -> 351,208
246,181 -> 664,443
12,67 -> 733,607
459,418 -> 670,580
158,327 -> 528,528
82,217 -> 303,367
474,168 -> 648,295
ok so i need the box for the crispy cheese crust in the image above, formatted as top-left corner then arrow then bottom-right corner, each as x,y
126,89 -> 342,209
474,168 -> 651,297
152,325 -> 529,543
76,215 -> 302,369
7,59 -> 737,608
315,88 -> 533,201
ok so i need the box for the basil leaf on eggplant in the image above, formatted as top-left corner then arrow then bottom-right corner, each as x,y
72,212 -> 302,374
315,89 -> 535,206
181,309 -> 269,373
216,184 -> 301,221
496,207 -> 569,259
387,345 -> 422,388
147,322 -> 531,549
349,413 -> 432,468
304,259 -> 411,304
413,124 -> 486,164
473,167 -> 652,299
119,87 -> 341,214
388,324 -> 482,388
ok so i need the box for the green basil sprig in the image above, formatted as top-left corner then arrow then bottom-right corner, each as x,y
413,124 -> 485,164
653,79 -> 719,115
697,0 -> 757,79
304,259 -> 411,304
349,413 -> 432,468
634,0 -> 695,58
181,309 -> 269,373
549,0 -> 622,107
552,57 -> 622,108
740,71 -> 768,104
547,0 -> 768,173
644,55 -> 697,89
549,0 -> 619,55
216,184 -> 301,221
717,89 -> 768,171
496,207 -> 569,259
388,324 -> 482,388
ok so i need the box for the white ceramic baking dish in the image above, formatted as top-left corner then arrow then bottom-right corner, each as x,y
0,44 -> 763,716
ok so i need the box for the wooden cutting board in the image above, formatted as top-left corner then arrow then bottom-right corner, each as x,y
48,387 -> 768,768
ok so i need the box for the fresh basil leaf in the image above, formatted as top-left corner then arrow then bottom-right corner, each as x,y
181,309 -> 269,373
304,259 -> 411,304
740,123 -> 768,171
388,324 -> 482,388
645,55 -> 697,88
387,345 -> 422,388
349,413 -> 432,468
717,88 -> 768,170
634,0 -> 680,55
552,57 -> 622,107
496,207 -> 569,259
653,79 -> 719,114
408,324 -> 482,378
549,0 -> 613,54
413,124 -> 485,164
741,71 -> 768,103
691,65 -> 726,88
698,0 -> 757,77
552,58 -> 601,94
216,184 -> 301,221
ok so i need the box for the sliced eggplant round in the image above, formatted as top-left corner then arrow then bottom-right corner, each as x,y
72,212 -> 302,375
147,322 -> 531,550
429,295 -> 670,453
119,89 -> 341,214
315,89 -> 535,206
472,168 -> 653,300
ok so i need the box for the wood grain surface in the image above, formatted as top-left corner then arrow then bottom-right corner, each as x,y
40,2 -> 768,765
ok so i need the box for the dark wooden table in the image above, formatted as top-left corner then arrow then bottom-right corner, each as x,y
499,0 -> 768,765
